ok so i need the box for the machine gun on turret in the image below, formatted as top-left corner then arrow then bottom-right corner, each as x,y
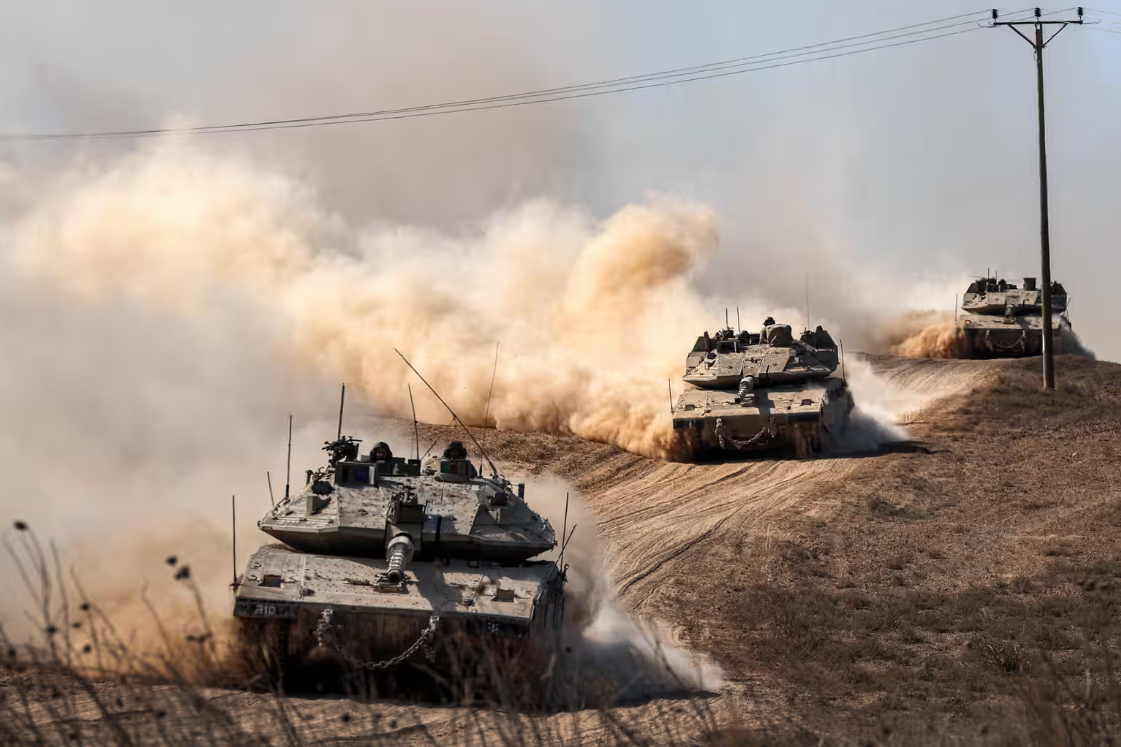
323,436 -> 362,466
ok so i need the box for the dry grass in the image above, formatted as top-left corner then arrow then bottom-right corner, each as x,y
0,522 -> 727,746
672,356 -> 1121,743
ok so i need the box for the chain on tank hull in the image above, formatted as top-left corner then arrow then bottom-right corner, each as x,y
234,545 -> 565,690
955,317 -> 1072,359
672,378 -> 853,461
237,591 -> 564,695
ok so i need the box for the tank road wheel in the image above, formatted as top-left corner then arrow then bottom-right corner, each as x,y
792,427 -> 811,460
675,427 -> 702,463
792,423 -> 827,459
817,422 -> 831,455
238,619 -> 290,693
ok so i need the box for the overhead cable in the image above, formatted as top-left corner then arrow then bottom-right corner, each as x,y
4,8 -> 1033,142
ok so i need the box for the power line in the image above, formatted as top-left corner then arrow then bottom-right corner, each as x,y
1083,6 -> 1121,17
4,8 -> 1029,142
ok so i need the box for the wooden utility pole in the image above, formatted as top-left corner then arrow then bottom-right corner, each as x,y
990,7 -> 1084,391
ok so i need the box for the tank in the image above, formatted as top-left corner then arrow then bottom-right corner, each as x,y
671,321 -> 854,460
956,276 -> 1074,357
233,436 -> 564,688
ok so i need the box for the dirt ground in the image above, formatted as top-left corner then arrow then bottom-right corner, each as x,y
5,353 -> 1121,744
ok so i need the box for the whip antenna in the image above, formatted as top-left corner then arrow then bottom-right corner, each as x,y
394,349 -> 499,477
408,383 -> 420,461
484,342 -> 499,429
231,495 -> 238,588
284,415 -> 292,500
336,384 -> 346,440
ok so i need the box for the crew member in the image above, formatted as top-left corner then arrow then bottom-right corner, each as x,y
760,316 -> 776,342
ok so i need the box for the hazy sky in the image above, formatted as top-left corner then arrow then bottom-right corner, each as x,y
1,0 -> 1118,356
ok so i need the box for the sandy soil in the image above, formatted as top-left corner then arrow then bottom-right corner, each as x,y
5,353 -> 1120,744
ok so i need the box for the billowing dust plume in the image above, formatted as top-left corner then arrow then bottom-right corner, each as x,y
502,472 -> 724,697
3,142 -> 765,460
0,141 -> 800,651
877,310 -> 967,359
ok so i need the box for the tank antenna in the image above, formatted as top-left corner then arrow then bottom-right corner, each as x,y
559,493 -> 570,567
559,524 -> 578,559
394,348 -> 499,478
667,379 -> 674,414
805,269 -> 811,332
231,494 -> 237,588
736,306 -> 741,334
484,342 -> 499,429
408,383 -> 420,461
725,308 -> 729,329
840,340 -> 847,384
336,383 -> 346,440
266,471 -> 275,508
284,415 -> 293,500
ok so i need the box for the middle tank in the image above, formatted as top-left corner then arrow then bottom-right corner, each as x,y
672,320 -> 854,460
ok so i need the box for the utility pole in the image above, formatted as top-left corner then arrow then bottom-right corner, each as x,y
990,7 -> 1084,391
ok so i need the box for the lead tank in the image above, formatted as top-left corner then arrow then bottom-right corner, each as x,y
956,276 -> 1073,357
234,436 -> 564,688
672,321 -> 854,460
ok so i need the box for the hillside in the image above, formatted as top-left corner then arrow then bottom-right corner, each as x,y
4,354 -> 1121,745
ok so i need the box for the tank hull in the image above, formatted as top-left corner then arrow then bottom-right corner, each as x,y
956,315 -> 1072,359
672,378 -> 853,460
233,545 -> 564,687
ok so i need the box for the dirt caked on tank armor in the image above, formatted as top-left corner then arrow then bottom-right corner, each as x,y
956,276 -> 1073,358
233,434 -> 564,686
672,320 -> 854,460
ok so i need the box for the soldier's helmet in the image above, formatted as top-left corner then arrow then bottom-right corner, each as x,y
763,316 -> 776,326
371,442 -> 392,462
444,440 -> 468,460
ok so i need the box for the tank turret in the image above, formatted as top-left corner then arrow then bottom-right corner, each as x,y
672,319 -> 853,460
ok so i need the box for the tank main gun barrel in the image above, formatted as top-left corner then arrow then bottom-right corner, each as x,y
384,534 -> 415,585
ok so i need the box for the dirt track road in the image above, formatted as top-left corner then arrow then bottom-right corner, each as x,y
551,357 -> 1005,615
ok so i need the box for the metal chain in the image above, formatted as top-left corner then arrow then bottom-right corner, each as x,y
985,330 -> 1027,353
314,608 -> 440,670
715,416 -> 775,451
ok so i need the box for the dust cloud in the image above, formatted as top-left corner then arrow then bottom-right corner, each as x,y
880,311 -> 968,360
0,141 -> 762,663
505,473 -> 724,696
6,139 -> 708,453
4,141 -> 806,460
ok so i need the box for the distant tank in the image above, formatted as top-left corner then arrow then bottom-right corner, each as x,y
234,436 -> 564,688
672,320 -> 854,460
956,276 -> 1073,357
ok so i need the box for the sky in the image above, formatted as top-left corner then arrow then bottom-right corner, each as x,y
0,1 -> 1118,359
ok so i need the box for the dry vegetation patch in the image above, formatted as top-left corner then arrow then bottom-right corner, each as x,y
682,356 -> 1121,742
